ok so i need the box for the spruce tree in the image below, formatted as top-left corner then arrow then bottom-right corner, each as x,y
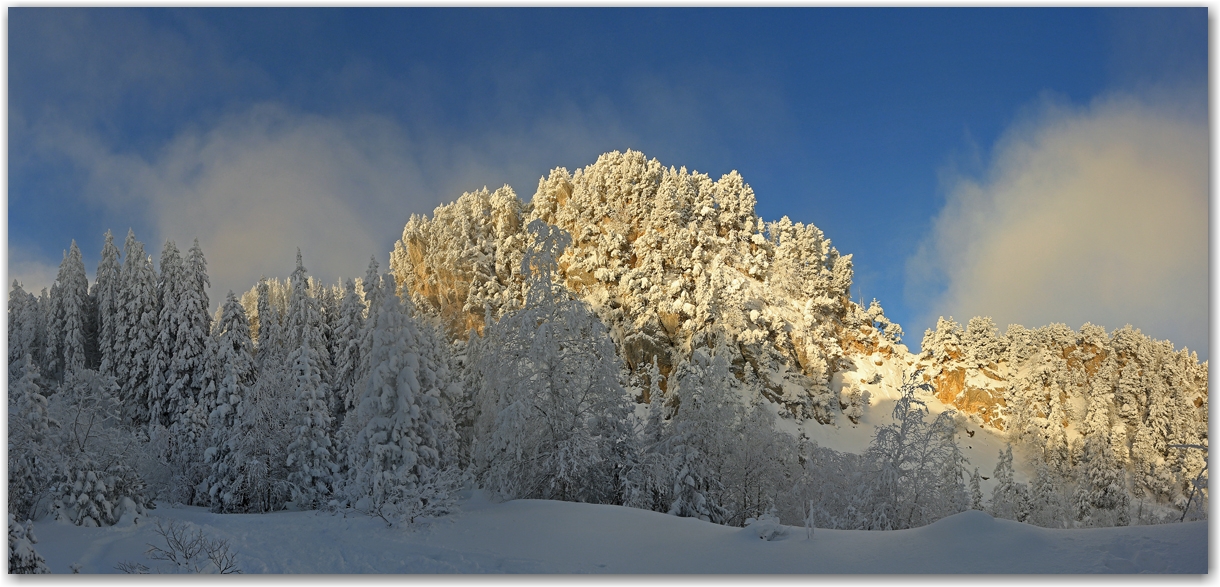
151,240 -> 184,428
969,467 -> 984,510
45,241 -> 91,382
348,273 -> 456,522
116,234 -> 159,427
989,444 -> 1019,520
285,340 -> 336,509
8,281 -> 41,383
205,291 -> 258,512
331,278 -> 366,433
94,230 -> 123,378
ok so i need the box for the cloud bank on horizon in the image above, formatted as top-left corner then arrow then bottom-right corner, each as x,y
907,92 -> 1208,355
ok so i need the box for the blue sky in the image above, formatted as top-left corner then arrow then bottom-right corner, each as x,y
8,8 -> 1209,356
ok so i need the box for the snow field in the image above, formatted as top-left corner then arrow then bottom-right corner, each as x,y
31,492 -> 1205,574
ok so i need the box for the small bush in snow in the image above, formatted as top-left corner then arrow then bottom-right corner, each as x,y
116,519 -> 241,574
8,515 -> 49,574
744,508 -> 786,541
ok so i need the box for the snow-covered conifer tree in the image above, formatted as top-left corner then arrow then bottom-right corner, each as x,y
663,339 -> 736,523
989,444 -> 1020,521
94,230 -> 123,378
844,384 -> 863,424
150,240 -> 185,428
285,340 -> 337,509
45,241 -> 91,382
1073,388 -> 1130,526
171,240 -> 216,429
969,468 -> 983,510
347,272 -> 459,524
331,278 -> 366,434
1027,460 -> 1066,528
114,231 -> 160,426
8,281 -> 42,384
284,250 -> 331,381
204,291 -> 258,512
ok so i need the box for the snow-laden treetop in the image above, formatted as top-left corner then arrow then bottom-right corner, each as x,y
391,150 -> 902,422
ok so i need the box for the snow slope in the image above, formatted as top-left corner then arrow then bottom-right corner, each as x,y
31,492 -> 1205,574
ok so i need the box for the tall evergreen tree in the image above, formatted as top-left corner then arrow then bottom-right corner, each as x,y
348,273 -> 456,521
331,279 -> 366,433
1074,389 -> 1130,526
93,230 -> 123,378
8,281 -> 42,383
284,250 -> 331,385
205,291 -> 259,513
285,339 -> 336,509
989,444 -> 1020,521
171,239 -> 215,424
115,233 -> 159,427
663,339 -> 736,524
45,241 -> 90,382
969,467 -> 984,510
151,240 -> 185,428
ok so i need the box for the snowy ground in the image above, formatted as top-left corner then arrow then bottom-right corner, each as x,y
31,491 -> 1206,574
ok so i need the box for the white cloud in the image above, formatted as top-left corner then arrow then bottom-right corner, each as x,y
907,93 -> 1208,355
7,245 -> 62,295
45,103 -> 436,301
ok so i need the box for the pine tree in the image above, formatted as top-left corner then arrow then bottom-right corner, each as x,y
254,277 -> 285,368
348,273 -> 457,523
45,241 -> 91,382
284,250 -> 331,381
151,240 -> 185,428
1074,388 -> 1130,526
331,278 -> 366,434
115,234 -> 159,427
212,291 -> 257,417
285,340 -> 336,509
1028,460 -> 1066,528
171,239 -> 216,429
357,256 -> 382,380
204,291 -> 258,513
94,230 -> 123,378
969,467 -> 984,510
844,385 -> 864,424
8,281 -> 42,384
664,341 -> 735,524
989,444 -> 1020,521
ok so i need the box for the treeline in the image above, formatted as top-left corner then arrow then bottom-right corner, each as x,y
919,316 -> 1208,524
9,222 -> 974,535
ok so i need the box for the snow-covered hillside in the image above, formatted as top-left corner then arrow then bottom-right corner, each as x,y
30,492 -> 1205,574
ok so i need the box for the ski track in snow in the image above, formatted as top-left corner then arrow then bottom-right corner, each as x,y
31,493 -> 1206,574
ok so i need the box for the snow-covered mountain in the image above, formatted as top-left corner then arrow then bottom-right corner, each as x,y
388,149 -> 1207,506
391,149 -> 904,425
